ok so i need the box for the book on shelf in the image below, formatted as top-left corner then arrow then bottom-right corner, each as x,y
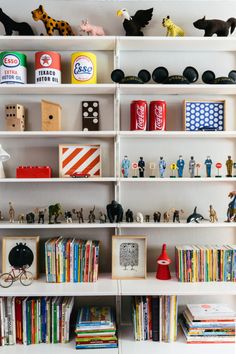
75,306 -> 118,349
179,304 -> 236,344
45,237 -> 99,283
0,297 -> 74,346
132,296 -> 177,343
175,244 -> 236,282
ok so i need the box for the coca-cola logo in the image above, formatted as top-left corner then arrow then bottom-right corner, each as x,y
154,104 -> 164,129
136,104 -> 146,129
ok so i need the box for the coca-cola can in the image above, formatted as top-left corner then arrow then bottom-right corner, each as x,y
149,100 -> 166,131
130,100 -> 148,130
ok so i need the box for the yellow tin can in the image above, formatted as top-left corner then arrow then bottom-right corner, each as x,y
71,52 -> 97,84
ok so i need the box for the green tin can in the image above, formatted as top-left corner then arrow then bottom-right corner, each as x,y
0,51 -> 27,84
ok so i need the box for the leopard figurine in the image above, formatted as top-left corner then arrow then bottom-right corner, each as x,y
32,5 -> 74,36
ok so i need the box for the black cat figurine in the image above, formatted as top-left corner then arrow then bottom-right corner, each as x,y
0,8 -> 34,35
193,16 -> 236,37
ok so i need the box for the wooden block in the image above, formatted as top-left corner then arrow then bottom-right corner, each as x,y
5,104 -> 25,120
41,100 -> 62,131
6,117 -> 25,131
82,101 -> 99,131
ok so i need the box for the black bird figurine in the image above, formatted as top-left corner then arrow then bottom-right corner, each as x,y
117,8 -> 153,36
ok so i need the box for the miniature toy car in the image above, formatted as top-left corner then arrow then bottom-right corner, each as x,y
71,172 -> 90,178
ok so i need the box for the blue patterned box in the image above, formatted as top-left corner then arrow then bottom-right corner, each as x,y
184,100 -> 225,131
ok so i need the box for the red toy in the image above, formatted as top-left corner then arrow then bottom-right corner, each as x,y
156,243 -> 171,280
16,166 -> 52,178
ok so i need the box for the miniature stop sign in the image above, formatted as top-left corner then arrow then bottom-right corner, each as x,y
215,162 -> 222,178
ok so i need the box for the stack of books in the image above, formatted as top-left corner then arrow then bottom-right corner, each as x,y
45,237 -> 99,283
0,297 -> 74,346
175,245 -> 236,282
75,306 -> 118,349
179,304 -> 236,343
132,296 -> 178,342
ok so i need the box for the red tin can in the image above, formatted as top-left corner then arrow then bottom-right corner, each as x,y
35,51 -> 61,85
130,100 -> 148,130
149,100 -> 166,131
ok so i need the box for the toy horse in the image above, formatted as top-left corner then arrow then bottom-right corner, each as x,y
162,16 -> 184,37
0,8 -> 34,35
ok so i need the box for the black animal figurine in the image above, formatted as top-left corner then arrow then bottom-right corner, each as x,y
111,69 -> 151,84
0,8 -> 34,35
202,70 -> 236,84
106,200 -> 123,223
117,8 -> 153,36
193,16 -> 236,37
126,209 -> 134,222
152,66 -> 199,84
26,212 -> 35,224
153,211 -> 161,222
187,207 -> 207,223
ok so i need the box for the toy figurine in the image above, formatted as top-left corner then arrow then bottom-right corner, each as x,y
215,162 -> 222,178
79,19 -> 105,36
195,163 -> 201,178
226,156 -> 234,177
172,209 -> 184,223
9,202 -> 15,223
121,155 -> 131,178
162,16 -> 184,37
132,162 -> 139,178
149,162 -> 156,178
48,203 -> 63,224
153,211 -> 161,222
18,214 -> 24,224
125,209 -> 134,222
159,157 -> 166,178
32,5 -> 74,36
138,157 -> 145,177
26,212 -> 35,224
187,207 -> 207,223
136,212 -> 144,223
205,156 -> 213,177
209,205 -> 218,223
234,162 -> 236,177
177,155 -> 185,177
170,163 -> 177,178
35,208 -> 46,224
0,8 -> 34,35
226,191 -> 236,222
145,215 -> 150,222
163,210 -> 170,223
99,212 -> 107,223
152,67 -> 199,85
193,16 -> 236,37
156,244 -> 171,280
117,8 -> 153,36
202,70 -> 236,84
106,200 -> 123,223
189,156 -> 196,178
72,208 -> 84,223
65,211 -> 73,223
88,206 -> 96,223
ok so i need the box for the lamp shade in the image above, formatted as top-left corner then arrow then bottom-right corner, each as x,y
0,145 -> 10,162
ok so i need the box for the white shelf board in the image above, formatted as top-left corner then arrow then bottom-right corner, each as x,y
119,84 -> 236,95
0,131 -> 116,138
119,131 -> 236,139
0,274 -> 118,297
119,177 -> 236,182
120,273 -> 236,296
0,84 -> 115,95
119,222 -> 236,228
0,222 -> 117,229
0,35 -> 116,51
0,177 -> 116,183
120,325 -> 236,354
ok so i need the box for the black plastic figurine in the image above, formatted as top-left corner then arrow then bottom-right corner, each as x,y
65,211 -> 73,223
0,8 -> 34,35
88,206 -> 96,223
173,209 -> 184,223
48,203 -> 63,224
26,212 -> 35,224
193,16 -> 236,37
106,200 -> 123,223
111,69 -> 151,84
202,70 -> 236,84
126,209 -> 134,222
138,157 -> 145,177
187,207 -> 207,223
117,8 -> 153,36
152,66 -> 198,84
72,208 -> 84,223
153,211 -> 161,222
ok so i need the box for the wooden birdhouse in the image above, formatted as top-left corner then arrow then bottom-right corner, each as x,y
41,100 -> 62,131
5,104 -> 25,131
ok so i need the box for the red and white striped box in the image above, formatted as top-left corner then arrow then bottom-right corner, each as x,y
59,144 -> 101,178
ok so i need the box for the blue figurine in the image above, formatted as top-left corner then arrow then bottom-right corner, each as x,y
159,156 -> 166,178
121,155 -> 130,178
205,156 -> 213,177
177,155 -> 185,177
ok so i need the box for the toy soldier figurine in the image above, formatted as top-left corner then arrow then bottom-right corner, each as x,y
9,202 -> 15,223
177,155 -> 185,177
138,157 -> 145,177
189,156 -> 196,178
121,155 -> 130,178
204,156 -> 213,177
226,156 -> 234,177
159,157 -> 166,178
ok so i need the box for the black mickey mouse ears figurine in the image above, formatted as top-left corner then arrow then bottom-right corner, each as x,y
152,66 -> 199,84
202,70 -> 236,84
111,69 -> 151,84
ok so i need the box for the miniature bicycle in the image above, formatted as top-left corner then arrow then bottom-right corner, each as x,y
0,265 -> 33,288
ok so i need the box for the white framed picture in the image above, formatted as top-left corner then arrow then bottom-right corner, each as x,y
112,235 -> 147,279
2,236 -> 39,279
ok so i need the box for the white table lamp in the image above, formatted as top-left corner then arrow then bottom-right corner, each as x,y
0,145 -> 10,178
